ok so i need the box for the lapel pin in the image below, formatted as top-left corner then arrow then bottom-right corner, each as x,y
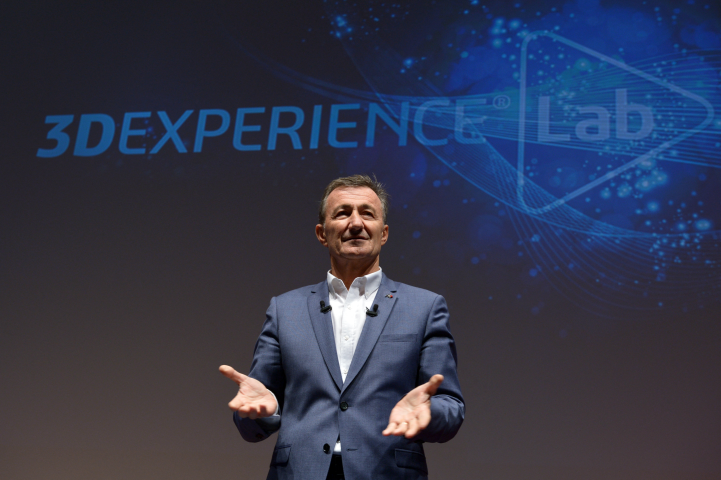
385,294 -> 393,298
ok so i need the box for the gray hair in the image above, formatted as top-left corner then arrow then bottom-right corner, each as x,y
318,174 -> 389,225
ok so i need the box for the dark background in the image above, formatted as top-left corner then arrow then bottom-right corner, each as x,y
1,1 -> 720,479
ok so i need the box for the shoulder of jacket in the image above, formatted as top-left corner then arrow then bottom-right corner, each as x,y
273,281 -> 325,300
387,279 -> 441,300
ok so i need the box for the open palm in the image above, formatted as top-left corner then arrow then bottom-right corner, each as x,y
219,365 -> 277,419
382,374 -> 444,439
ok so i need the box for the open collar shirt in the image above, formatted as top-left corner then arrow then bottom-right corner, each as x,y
326,267 -> 383,383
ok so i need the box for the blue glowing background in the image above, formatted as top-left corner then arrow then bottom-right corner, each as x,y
1,1 -> 720,479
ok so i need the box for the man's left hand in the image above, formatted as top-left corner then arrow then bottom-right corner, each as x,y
382,374 -> 444,439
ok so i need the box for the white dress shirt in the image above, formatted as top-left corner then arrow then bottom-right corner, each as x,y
327,268 -> 383,382
327,267 -> 383,454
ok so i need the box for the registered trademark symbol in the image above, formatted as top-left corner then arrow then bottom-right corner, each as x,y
493,95 -> 511,109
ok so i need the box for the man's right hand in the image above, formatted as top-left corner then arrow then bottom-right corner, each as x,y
219,365 -> 278,419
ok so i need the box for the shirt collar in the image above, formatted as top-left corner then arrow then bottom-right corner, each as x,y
327,267 -> 383,300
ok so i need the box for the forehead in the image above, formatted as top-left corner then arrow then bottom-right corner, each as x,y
326,186 -> 381,210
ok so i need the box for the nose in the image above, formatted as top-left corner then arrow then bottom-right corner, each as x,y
348,210 -> 363,230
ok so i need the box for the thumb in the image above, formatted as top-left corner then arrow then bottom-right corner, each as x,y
425,374 -> 444,396
219,365 -> 246,384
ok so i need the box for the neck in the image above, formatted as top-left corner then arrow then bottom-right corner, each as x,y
330,256 -> 380,290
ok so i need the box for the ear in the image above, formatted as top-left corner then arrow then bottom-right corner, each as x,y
380,224 -> 389,245
315,224 -> 328,247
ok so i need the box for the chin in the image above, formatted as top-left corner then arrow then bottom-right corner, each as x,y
339,249 -> 372,258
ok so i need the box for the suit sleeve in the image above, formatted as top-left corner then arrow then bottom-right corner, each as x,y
233,297 -> 286,442
414,294 -> 465,443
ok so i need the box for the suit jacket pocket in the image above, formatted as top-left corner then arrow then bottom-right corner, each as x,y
379,333 -> 417,343
270,444 -> 291,466
395,448 -> 428,474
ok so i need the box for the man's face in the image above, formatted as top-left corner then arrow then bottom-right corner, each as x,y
316,186 -> 389,264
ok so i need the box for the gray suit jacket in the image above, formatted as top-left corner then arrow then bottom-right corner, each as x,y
234,274 -> 464,480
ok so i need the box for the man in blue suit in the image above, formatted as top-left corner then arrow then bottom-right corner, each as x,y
220,175 -> 464,480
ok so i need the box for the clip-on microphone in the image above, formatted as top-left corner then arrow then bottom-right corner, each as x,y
320,300 -> 332,313
366,304 -> 379,317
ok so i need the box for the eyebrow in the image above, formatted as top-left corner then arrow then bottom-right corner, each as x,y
332,203 -> 377,213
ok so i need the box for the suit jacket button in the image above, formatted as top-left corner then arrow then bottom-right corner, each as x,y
340,402 -> 349,411
323,443 -> 330,454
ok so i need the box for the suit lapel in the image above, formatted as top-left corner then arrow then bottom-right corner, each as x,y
342,274 -> 399,393
308,282 -> 343,391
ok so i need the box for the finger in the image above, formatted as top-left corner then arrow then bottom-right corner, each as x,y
257,403 -> 270,417
237,403 -> 258,419
425,374 -> 444,396
392,420 -> 409,436
228,392 -> 247,411
232,401 -> 248,415
405,408 -> 431,438
382,422 -> 398,436
251,404 -> 265,419
405,417 -> 420,438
